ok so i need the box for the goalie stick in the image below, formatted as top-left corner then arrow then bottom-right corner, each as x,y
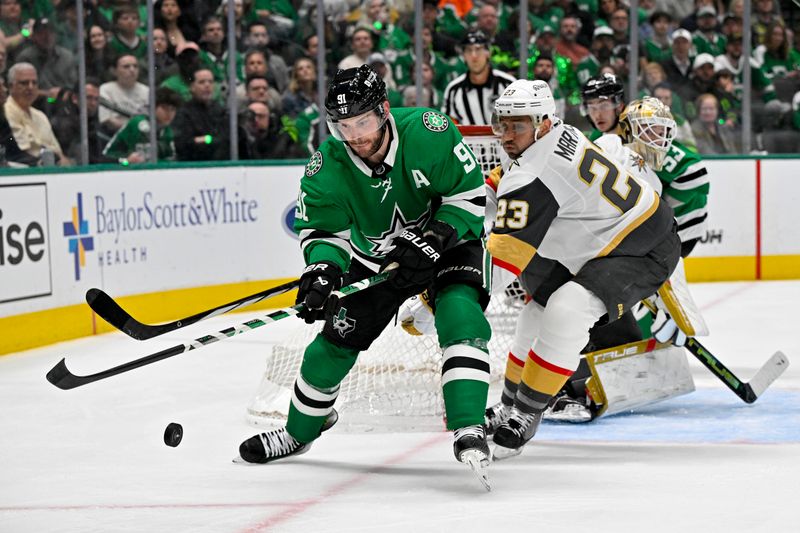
642,300 -> 789,403
684,338 -> 788,404
87,279 -> 301,341
46,271 -> 391,390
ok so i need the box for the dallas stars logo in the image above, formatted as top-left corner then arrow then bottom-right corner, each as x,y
306,151 -> 323,176
363,204 -> 430,256
332,307 -> 356,338
422,111 -> 449,132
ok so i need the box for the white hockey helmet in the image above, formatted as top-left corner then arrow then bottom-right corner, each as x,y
492,80 -> 556,135
619,97 -> 677,171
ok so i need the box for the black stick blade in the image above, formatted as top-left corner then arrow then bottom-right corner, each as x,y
46,358 -> 82,390
86,288 -> 139,338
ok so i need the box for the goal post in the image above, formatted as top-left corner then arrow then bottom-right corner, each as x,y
245,125 -> 515,432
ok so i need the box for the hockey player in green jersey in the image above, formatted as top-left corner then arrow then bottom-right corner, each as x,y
238,65 -> 494,489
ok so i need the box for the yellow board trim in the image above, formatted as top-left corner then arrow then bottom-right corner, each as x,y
684,255 -> 800,281
0,279 -> 298,356
761,255 -> 800,280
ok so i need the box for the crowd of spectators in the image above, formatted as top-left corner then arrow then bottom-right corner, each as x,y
0,0 -> 798,168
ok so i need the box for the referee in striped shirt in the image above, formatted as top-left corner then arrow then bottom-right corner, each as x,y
442,30 -> 517,125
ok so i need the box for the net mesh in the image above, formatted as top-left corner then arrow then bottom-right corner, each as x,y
246,126 -> 510,431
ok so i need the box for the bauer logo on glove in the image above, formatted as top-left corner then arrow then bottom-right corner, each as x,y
296,261 -> 343,324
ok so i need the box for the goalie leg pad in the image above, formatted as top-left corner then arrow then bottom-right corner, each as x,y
657,257 -> 709,337
584,339 -> 695,417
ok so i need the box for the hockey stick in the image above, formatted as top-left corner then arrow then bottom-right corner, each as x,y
683,338 -> 788,404
46,271 -> 391,390
87,278 -> 301,341
643,300 -> 789,403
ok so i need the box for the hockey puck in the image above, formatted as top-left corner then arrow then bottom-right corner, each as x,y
164,423 -> 183,447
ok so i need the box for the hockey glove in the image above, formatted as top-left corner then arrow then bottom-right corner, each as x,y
295,261 -> 343,324
398,291 -> 436,336
381,222 -> 455,292
651,297 -> 687,347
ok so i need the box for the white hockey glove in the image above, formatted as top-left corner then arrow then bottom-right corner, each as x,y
398,291 -> 436,336
650,296 -> 687,347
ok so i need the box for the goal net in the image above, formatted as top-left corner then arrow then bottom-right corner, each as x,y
246,125 -> 515,432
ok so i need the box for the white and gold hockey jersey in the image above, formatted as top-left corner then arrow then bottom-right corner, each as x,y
487,122 -> 673,277
593,133 -> 662,195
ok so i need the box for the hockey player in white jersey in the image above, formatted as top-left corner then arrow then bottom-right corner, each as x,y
482,96 -> 682,427
484,80 -> 681,458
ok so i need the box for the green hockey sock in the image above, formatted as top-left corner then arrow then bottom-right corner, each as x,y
286,334 -> 359,442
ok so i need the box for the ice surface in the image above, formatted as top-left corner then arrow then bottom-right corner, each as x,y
1,281 -> 798,532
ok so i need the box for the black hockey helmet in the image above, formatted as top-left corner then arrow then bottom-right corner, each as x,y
325,64 -> 387,123
462,29 -> 491,49
580,72 -> 624,105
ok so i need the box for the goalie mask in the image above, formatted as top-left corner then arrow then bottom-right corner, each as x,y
491,79 -> 556,136
325,64 -> 388,142
619,97 -> 677,171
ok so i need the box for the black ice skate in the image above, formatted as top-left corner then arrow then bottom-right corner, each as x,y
492,407 -> 542,461
235,409 -> 339,465
484,401 -> 511,436
237,428 -> 312,464
453,425 -> 491,491
543,393 -> 593,423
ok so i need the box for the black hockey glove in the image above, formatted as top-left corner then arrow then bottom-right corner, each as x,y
295,261 -> 343,324
381,221 -> 456,292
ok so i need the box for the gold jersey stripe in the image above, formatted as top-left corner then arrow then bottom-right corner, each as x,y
596,191 -> 660,258
505,355 -> 524,384
487,233 -> 537,274
520,351 -> 574,396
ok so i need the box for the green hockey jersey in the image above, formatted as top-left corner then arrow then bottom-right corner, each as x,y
657,139 -> 709,243
102,115 -> 176,161
294,107 -> 486,272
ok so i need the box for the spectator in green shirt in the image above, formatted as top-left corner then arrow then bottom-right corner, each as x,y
108,5 -> 147,63
692,5 -> 726,56
753,22 -> 800,83
103,88 -> 182,164
643,11 -> 673,64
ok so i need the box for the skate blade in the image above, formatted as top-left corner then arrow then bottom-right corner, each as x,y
232,455 -> 258,465
491,444 -> 523,461
460,450 -> 491,492
543,408 -> 592,423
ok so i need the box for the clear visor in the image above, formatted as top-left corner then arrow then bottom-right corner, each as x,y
629,115 -> 677,170
327,107 -> 387,142
580,98 -> 617,117
490,113 -> 536,136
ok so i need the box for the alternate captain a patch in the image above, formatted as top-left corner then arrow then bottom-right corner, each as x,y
305,151 -> 323,176
422,111 -> 449,132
